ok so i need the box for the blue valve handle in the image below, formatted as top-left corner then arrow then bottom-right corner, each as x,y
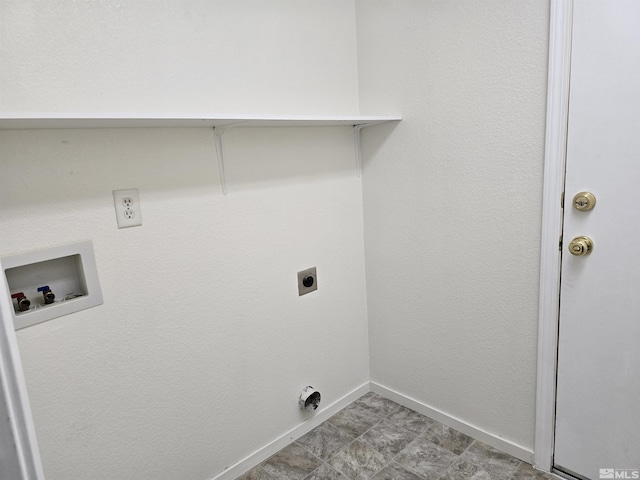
37,285 -> 51,292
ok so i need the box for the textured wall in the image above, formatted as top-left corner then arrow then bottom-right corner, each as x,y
0,2 -> 368,479
2,1 -> 553,476
357,0 -> 549,452
0,0 -> 359,114
0,127 -> 370,480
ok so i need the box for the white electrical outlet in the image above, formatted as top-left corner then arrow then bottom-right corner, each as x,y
113,189 -> 142,228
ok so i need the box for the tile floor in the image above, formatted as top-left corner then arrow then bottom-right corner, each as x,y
237,392 -> 558,480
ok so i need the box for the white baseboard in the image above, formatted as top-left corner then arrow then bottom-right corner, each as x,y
371,382 -> 534,464
210,382 -> 371,480
211,381 -> 535,480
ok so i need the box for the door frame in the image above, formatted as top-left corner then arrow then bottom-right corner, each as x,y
534,0 -> 573,471
0,267 -> 45,479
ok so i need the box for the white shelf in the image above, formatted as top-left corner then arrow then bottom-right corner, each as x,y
0,112 -> 401,195
0,113 -> 401,130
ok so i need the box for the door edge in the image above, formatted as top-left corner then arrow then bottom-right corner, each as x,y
534,0 -> 573,472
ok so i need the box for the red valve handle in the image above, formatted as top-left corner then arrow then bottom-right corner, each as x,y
11,292 -> 26,299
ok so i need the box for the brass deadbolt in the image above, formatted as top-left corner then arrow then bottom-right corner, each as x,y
568,236 -> 593,256
573,192 -> 596,211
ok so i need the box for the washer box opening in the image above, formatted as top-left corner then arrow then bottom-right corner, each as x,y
2,241 -> 103,330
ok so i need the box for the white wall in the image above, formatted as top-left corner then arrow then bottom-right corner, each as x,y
0,0 -> 359,114
0,374 -> 22,479
1,0 -> 554,476
0,2 -> 369,480
357,0 -> 549,453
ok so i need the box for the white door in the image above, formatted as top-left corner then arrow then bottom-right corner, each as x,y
554,1 -> 640,479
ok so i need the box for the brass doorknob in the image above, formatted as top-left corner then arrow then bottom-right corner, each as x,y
568,236 -> 593,256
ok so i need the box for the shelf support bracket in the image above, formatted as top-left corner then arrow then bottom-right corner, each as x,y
213,127 -> 228,195
354,124 -> 366,178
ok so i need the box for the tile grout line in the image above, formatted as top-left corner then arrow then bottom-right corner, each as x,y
362,400 -> 522,480
351,398 -> 410,478
435,438 -> 525,480
361,396 -> 450,480
506,459 -> 524,480
370,422 -> 432,479
244,393 -> 537,480
434,439 -> 477,480
257,465 -> 276,480
385,427 -> 450,480
291,440 -> 338,480
321,396 -> 399,479
352,398 -> 434,479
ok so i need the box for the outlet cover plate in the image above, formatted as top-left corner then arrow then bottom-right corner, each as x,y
297,267 -> 318,296
113,189 -> 142,228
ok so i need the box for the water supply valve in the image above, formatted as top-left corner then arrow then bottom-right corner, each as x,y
38,285 -> 56,304
11,292 -> 31,312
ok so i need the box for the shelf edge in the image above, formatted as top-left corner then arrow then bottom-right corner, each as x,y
0,114 -> 402,130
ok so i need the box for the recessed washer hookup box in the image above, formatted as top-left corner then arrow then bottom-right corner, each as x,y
2,240 -> 103,330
